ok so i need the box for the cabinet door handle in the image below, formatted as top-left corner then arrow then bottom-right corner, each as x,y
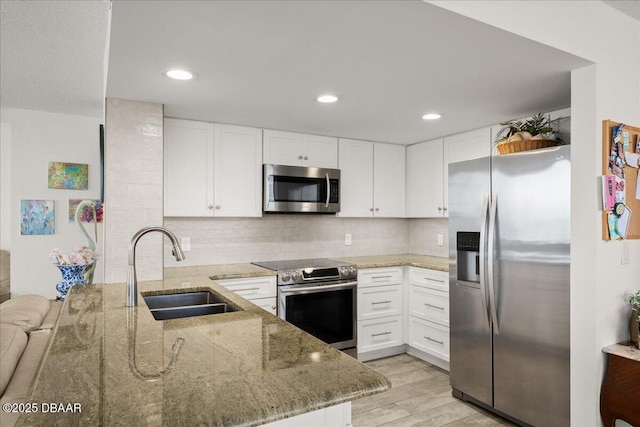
233,287 -> 260,292
304,156 -> 308,160
372,331 -> 392,337
271,306 -> 277,310
371,275 -> 392,280
298,155 -> 303,159
438,207 -> 443,211
424,336 -> 444,345
443,207 -> 448,211
371,300 -> 392,305
425,303 -> 444,310
215,205 -> 220,209
375,207 -> 379,211
208,205 -> 214,209
370,208 -> 374,212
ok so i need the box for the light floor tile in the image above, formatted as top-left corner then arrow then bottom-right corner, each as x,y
353,354 -> 517,427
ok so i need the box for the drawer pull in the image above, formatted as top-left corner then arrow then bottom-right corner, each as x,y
424,336 -> 444,345
371,300 -> 392,305
372,331 -> 392,337
425,278 -> 444,283
233,287 -> 260,292
371,275 -> 392,280
425,303 -> 444,310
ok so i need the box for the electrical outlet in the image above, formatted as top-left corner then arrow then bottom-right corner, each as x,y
345,233 -> 352,246
181,237 -> 191,252
437,234 -> 444,246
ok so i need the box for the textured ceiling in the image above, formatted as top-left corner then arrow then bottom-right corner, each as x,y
601,0 -> 640,21
0,0 -> 110,118
107,1 -> 589,144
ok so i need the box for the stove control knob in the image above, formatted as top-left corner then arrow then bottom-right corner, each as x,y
349,266 -> 357,277
292,271 -> 302,282
280,272 -> 291,283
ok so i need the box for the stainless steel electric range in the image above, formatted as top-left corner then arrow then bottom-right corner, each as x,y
252,258 -> 358,357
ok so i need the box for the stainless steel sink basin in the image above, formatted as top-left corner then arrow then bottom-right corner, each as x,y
142,290 -> 240,321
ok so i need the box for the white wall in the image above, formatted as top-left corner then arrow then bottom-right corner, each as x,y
427,2 -> 640,426
1,108 -> 12,251
6,109 -> 104,298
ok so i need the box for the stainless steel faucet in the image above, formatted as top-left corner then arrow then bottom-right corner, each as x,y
126,226 -> 186,306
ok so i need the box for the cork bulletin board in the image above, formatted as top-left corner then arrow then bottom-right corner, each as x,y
602,120 -> 640,240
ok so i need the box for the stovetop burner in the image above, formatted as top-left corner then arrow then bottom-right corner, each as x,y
252,258 -> 352,271
252,258 -> 357,286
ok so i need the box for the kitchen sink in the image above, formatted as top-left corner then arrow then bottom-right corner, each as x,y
142,290 -> 241,321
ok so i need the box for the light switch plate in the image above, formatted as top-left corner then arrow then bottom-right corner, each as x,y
621,241 -> 629,265
345,233 -> 352,246
437,234 -> 444,246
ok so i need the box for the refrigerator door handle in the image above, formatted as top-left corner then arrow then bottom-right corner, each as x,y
488,192 -> 499,334
479,193 -> 490,331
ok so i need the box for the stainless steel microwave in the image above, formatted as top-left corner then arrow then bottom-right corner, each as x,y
263,164 -> 340,214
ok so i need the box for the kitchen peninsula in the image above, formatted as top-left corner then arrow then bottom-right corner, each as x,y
16,279 -> 390,426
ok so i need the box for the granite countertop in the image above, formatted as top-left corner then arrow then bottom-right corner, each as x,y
164,255 -> 448,283
17,279 -> 389,426
165,263 -> 276,281
335,254 -> 449,272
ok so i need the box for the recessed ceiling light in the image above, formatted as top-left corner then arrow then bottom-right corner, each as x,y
164,69 -> 196,80
317,95 -> 338,103
422,113 -> 442,120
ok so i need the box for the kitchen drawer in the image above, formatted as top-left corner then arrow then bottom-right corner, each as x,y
358,316 -> 403,353
407,316 -> 449,362
251,296 -> 277,315
409,267 -> 449,293
215,276 -> 277,300
358,267 -> 403,287
358,284 -> 403,320
408,285 -> 449,326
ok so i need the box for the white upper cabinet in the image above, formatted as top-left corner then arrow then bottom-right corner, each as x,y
263,130 -> 338,168
406,128 -> 490,218
338,139 -> 405,217
164,119 -> 262,217
406,138 -> 444,218
338,139 -> 374,217
164,119 -> 214,217
374,143 -> 406,217
213,124 -> 263,217
442,127 -> 491,216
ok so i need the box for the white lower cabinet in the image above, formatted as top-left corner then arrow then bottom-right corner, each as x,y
358,316 -> 403,353
357,267 -> 404,360
405,267 -> 450,371
215,276 -> 277,315
407,316 -> 450,362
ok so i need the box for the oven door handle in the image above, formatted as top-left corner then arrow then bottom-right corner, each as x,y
280,281 -> 358,293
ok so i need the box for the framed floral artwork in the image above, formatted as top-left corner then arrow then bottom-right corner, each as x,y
20,200 -> 55,235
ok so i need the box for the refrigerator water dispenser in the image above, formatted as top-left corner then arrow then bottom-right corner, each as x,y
456,232 -> 480,283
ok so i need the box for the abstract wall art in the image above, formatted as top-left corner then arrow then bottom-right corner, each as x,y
20,200 -> 55,235
48,162 -> 89,190
68,199 -> 104,223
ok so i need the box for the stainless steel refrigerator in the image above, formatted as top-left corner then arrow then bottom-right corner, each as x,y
448,145 -> 570,427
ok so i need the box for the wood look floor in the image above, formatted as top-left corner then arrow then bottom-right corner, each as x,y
353,354 -> 517,427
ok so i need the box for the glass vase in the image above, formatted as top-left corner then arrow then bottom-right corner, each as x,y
56,264 -> 88,301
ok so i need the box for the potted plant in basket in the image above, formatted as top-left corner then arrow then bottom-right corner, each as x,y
630,290 -> 640,348
495,112 -> 563,155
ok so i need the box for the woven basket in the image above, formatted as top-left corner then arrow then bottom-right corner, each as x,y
496,139 -> 557,155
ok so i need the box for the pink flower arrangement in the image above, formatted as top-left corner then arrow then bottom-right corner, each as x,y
49,247 -> 101,266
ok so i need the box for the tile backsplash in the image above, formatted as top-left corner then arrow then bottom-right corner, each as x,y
163,216 -> 448,266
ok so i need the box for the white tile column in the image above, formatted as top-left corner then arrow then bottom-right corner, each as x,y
104,99 -> 164,284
